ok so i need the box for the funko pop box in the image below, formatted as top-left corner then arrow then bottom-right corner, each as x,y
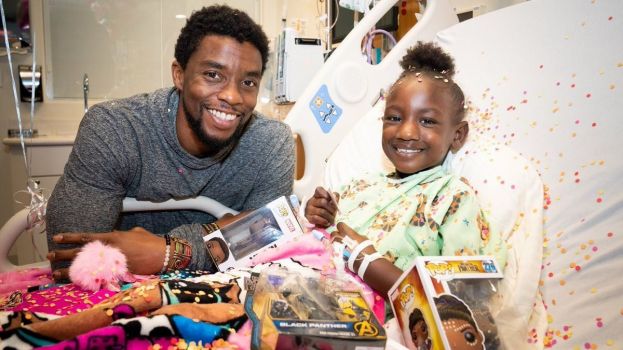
245,267 -> 387,350
388,256 -> 505,350
203,195 -> 305,271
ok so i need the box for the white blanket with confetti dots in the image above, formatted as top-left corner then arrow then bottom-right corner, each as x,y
438,0 -> 623,348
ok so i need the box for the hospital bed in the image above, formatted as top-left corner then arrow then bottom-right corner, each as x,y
287,0 -> 622,348
1,0 -> 621,348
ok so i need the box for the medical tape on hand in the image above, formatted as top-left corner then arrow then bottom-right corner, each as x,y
347,240 -> 373,272
358,252 -> 383,279
341,235 -> 357,249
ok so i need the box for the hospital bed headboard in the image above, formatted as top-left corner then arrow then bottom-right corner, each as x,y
284,0 -> 459,199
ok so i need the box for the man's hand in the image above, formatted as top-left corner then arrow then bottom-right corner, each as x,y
47,227 -> 166,281
304,186 -> 340,227
216,212 -> 248,227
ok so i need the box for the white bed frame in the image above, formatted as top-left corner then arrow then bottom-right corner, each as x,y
0,197 -> 238,272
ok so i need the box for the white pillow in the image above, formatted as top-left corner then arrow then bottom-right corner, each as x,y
324,100 -> 393,189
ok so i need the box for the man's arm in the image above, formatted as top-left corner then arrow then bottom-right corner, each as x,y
46,107 -> 134,270
48,107 -> 232,274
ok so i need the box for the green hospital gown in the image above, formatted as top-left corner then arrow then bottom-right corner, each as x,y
334,166 -> 507,270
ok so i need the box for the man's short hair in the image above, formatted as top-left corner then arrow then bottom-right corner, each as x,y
174,5 -> 269,73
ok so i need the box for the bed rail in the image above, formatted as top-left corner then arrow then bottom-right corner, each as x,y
0,197 -> 238,272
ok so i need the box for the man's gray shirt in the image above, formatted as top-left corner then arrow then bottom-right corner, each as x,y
47,87 -> 295,272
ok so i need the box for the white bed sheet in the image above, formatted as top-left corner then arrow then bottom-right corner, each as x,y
437,0 -> 622,348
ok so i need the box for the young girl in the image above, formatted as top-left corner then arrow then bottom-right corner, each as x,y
305,42 -> 506,295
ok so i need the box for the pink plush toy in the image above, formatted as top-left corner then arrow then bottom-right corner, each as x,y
69,241 -> 139,292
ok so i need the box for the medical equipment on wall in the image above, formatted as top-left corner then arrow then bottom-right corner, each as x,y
363,29 -> 397,64
273,28 -> 324,104
1,0 -> 47,241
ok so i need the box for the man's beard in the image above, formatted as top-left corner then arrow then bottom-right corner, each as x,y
182,99 -> 249,158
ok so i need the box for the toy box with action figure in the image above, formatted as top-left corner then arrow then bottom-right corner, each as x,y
388,256 -> 504,350
202,195 -> 304,271
246,266 -> 387,350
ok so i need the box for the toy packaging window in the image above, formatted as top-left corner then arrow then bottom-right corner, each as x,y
203,196 -> 304,271
389,256 -> 504,350
245,266 -> 386,350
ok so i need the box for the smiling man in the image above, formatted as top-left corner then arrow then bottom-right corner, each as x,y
46,5 -> 295,280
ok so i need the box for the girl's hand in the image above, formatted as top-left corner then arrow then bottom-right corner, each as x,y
48,227 -> 166,281
332,222 -> 376,256
305,186 -> 340,227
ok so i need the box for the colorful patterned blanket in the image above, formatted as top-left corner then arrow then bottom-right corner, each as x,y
1,235 -> 383,349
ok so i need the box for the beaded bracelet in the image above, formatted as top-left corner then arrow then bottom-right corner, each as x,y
160,234 -> 171,274
167,237 -> 192,270
357,252 -> 383,279
347,240 -> 374,273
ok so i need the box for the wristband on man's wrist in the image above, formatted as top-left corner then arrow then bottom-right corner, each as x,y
166,237 -> 192,271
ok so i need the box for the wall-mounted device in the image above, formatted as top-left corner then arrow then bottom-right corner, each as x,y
18,65 -> 43,102
273,28 -> 324,104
